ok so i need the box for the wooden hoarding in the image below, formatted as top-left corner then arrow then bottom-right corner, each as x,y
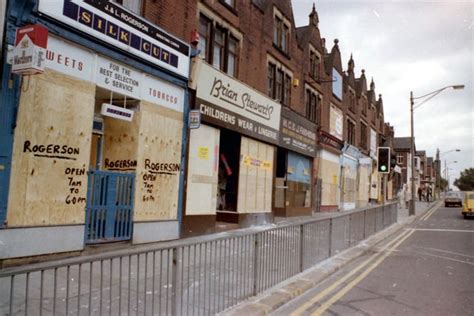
7,70 -> 95,226
185,125 -> 220,215
237,137 -> 274,214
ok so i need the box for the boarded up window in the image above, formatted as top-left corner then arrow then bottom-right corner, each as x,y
238,137 -> 274,213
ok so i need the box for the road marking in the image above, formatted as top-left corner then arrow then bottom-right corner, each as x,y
311,230 -> 415,316
421,204 -> 439,221
407,250 -> 474,266
409,228 -> 474,233
289,229 -> 413,316
412,246 -> 474,259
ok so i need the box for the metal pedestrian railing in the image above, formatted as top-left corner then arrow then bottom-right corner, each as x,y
0,202 -> 397,315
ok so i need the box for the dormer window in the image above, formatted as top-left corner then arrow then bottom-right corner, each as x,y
273,8 -> 290,54
309,46 -> 321,80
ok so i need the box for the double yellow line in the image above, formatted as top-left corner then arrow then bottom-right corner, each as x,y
290,229 -> 415,316
420,204 -> 439,221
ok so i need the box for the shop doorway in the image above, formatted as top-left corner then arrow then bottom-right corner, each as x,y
85,88 -> 137,244
217,129 -> 241,212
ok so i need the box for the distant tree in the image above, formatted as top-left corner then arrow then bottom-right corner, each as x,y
454,168 -> 474,191
439,178 -> 448,191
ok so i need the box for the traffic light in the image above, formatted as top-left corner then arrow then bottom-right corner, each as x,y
377,147 -> 390,173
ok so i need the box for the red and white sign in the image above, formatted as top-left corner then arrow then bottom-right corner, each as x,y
101,103 -> 134,122
12,24 -> 48,75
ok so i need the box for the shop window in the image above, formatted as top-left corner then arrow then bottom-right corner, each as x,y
198,14 -> 240,77
347,119 -> 356,146
113,0 -> 142,15
273,13 -> 290,54
268,62 -> 291,106
360,123 -> 368,149
305,89 -> 319,123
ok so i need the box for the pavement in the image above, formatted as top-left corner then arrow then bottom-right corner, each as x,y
221,200 -> 440,316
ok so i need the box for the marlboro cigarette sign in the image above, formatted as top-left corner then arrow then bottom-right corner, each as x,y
12,24 -> 48,75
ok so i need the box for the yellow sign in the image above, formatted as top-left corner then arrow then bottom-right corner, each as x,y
332,175 -> 338,185
287,166 -> 295,174
243,155 -> 272,170
198,146 -> 209,160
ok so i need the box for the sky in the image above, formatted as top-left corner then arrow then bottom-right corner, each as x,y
292,0 -> 473,189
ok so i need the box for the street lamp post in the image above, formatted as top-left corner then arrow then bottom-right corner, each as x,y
409,85 -> 464,216
444,160 -> 458,191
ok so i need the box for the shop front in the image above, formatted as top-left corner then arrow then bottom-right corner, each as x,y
274,108 -> 317,217
317,131 -> 344,212
183,59 -> 280,234
340,144 -> 361,210
358,156 -> 372,208
1,0 -> 190,259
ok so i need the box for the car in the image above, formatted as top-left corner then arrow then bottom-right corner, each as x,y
462,191 -> 474,219
444,191 -> 463,207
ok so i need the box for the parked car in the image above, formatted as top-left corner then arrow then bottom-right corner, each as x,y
444,191 -> 463,207
462,191 -> 474,218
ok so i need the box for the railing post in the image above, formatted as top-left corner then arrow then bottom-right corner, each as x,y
171,247 -> 178,316
253,233 -> 260,296
300,224 -> 304,272
328,218 -> 333,257
363,209 -> 367,239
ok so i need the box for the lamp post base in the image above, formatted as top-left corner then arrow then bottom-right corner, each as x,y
409,199 -> 416,216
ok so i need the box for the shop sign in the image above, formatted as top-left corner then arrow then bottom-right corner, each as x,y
394,165 -> 402,174
37,35 -> 185,112
45,36 -> 94,81
101,103 -> 134,121
12,24 -> 48,75
188,110 -> 201,129
195,61 -> 281,143
279,108 -> 317,157
329,105 -> 343,140
319,130 -> 344,151
38,0 -> 190,78
198,100 -> 279,145
96,56 -> 141,99
332,68 -> 343,100
242,155 -> 272,171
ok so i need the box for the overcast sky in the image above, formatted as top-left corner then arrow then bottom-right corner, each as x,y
292,0 -> 473,188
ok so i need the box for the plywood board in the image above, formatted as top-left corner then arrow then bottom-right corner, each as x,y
185,125 -> 220,215
133,101 -> 183,221
238,137 -> 274,214
319,158 -> 340,206
7,69 -> 95,227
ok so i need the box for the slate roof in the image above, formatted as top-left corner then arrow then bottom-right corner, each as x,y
393,137 -> 413,150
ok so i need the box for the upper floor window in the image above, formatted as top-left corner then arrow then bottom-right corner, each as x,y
362,98 -> 368,115
309,48 -> 321,80
360,123 -> 368,149
397,154 -> 404,164
273,10 -> 290,54
198,14 -> 239,77
349,90 -> 356,113
220,0 -> 235,9
347,119 -> 356,146
305,88 -> 320,123
114,0 -> 142,15
268,62 -> 291,106
371,105 -> 376,123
